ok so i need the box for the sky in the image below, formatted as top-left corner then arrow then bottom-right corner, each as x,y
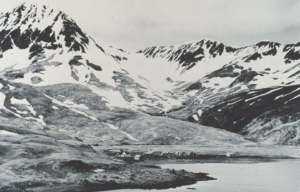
1,0 -> 300,51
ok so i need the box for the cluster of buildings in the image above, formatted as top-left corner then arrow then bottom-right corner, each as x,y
108,149 -> 237,161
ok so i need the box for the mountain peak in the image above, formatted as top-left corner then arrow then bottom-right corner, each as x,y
0,2 -> 89,53
255,40 -> 281,48
17,1 -> 54,11
166,39 -> 222,49
1,2 -> 61,29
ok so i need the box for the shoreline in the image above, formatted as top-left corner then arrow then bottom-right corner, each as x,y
42,172 -> 214,192
2,145 -> 300,192
46,157 -> 299,192
1,159 -> 214,192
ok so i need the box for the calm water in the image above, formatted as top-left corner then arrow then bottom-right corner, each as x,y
108,160 -> 300,192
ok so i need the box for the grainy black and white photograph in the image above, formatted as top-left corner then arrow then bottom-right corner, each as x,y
0,0 -> 300,191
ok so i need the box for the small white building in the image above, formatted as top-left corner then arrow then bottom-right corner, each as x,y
175,137 -> 181,141
119,152 -> 131,157
134,154 -> 141,161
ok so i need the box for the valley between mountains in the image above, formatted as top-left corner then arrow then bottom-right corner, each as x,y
1,2 -> 300,192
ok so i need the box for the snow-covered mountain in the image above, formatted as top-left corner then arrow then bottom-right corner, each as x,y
137,40 -> 300,90
0,2 -> 182,115
0,2 -> 250,148
135,40 -> 300,145
138,39 -> 236,76
2,2 -> 300,146
0,2 -> 116,85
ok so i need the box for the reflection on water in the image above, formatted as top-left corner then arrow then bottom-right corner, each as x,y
108,160 -> 300,192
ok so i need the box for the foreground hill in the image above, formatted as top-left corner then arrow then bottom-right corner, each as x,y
0,77 -> 254,191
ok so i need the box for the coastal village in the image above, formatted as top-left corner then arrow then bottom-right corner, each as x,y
105,149 -> 239,162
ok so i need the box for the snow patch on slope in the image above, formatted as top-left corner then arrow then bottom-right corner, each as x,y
11,97 -> 36,115
44,94 -> 98,121
0,130 -> 18,136
104,122 -> 138,141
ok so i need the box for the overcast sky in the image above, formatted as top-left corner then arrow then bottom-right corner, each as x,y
1,0 -> 300,50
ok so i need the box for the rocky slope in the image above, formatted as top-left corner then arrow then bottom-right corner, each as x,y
199,84 -> 300,145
